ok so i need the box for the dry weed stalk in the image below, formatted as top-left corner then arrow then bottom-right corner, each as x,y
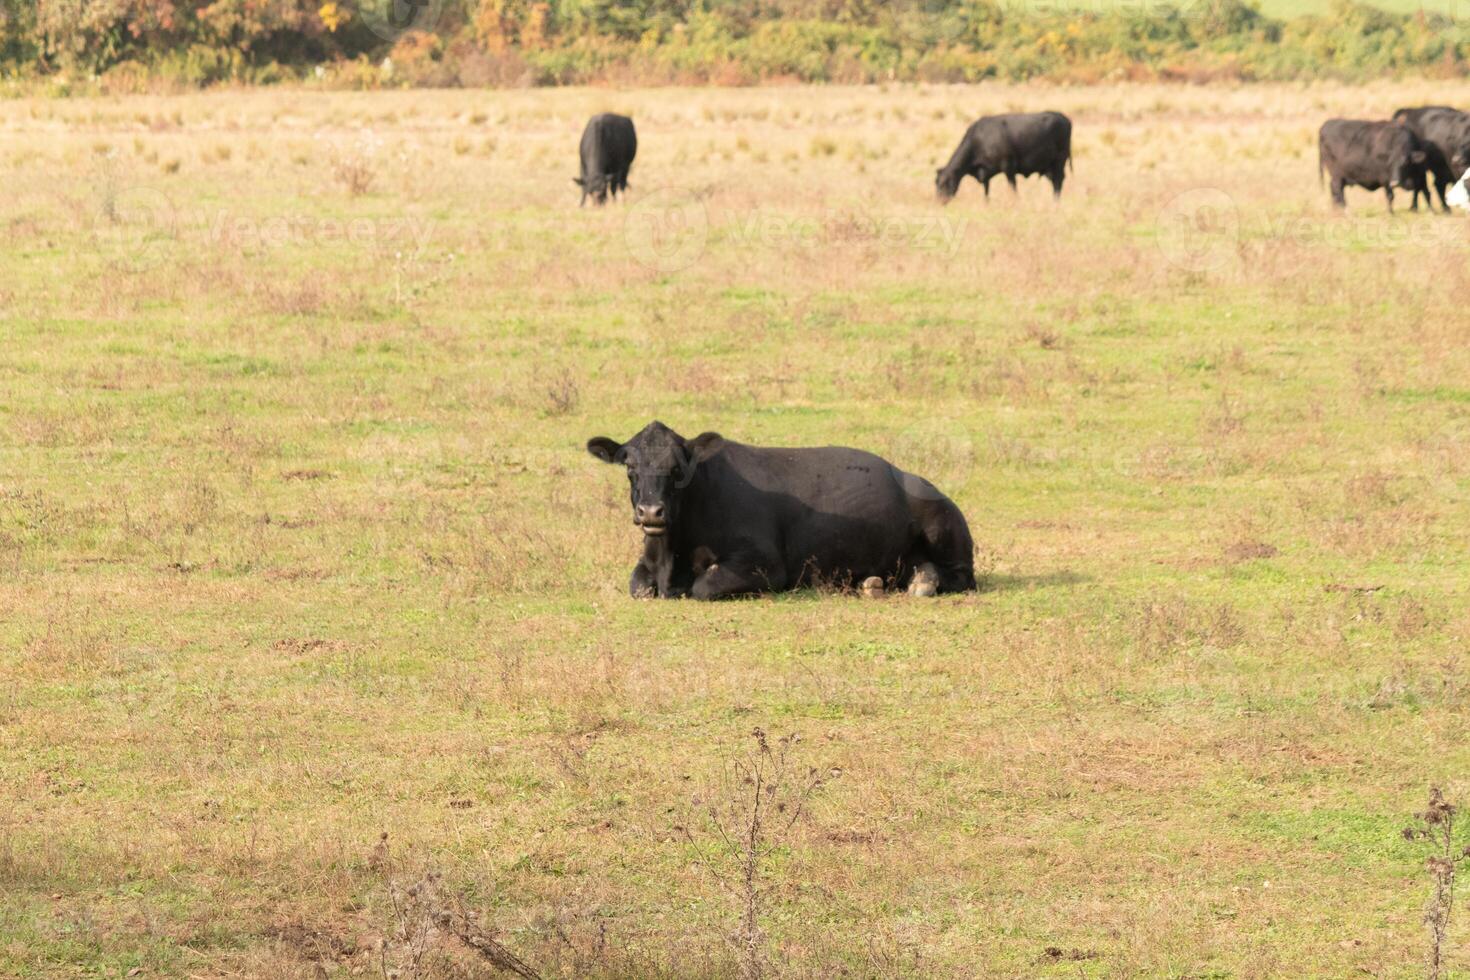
320,129 -> 381,196
681,728 -> 824,980
1404,788 -> 1470,980
384,872 -> 543,980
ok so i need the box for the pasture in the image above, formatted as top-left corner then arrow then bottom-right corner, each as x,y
2,80 -> 1470,977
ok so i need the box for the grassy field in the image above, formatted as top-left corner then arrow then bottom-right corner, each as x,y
2,79 -> 1470,978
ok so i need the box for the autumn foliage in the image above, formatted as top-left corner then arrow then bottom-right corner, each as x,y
3,0 -> 1467,88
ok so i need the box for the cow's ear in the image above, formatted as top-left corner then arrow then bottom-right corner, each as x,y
573,177 -> 585,186
587,436 -> 623,463
686,432 -> 725,463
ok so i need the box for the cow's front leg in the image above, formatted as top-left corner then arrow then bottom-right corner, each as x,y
1436,176 -> 1452,213
629,561 -> 657,598
629,556 -> 690,598
690,559 -> 785,600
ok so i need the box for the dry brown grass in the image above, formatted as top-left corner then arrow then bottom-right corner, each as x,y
0,80 -> 1469,977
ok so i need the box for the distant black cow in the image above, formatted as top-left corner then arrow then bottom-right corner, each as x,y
936,111 -> 1072,203
587,421 -> 977,600
575,113 -> 637,207
1318,119 -> 1428,213
1391,105 -> 1470,213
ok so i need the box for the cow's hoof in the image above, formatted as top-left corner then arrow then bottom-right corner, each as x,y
631,584 -> 656,599
861,576 -> 885,598
907,563 -> 939,598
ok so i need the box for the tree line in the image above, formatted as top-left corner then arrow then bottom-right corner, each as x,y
5,0 -> 1468,90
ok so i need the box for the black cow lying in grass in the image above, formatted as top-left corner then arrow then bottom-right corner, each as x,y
587,421 -> 977,600
1318,119 -> 1428,213
936,111 -> 1073,202
574,113 -> 637,207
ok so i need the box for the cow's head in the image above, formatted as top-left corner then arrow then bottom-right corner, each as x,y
935,167 -> 962,204
574,174 -> 610,206
587,421 -> 724,536
1452,142 -> 1470,180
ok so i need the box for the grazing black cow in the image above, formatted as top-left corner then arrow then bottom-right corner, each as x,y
1391,105 -> 1470,213
587,421 -> 977,600
936,111 -> 1072,203
575,113 -> 637,207
1318,119 -> 1428,213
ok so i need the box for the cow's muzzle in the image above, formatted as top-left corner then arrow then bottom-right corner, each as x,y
635,503 -> 667,535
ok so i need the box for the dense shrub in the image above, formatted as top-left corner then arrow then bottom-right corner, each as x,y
0,0 -> 1465,88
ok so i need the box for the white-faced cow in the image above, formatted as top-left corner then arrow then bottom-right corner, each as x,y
575,113 -> 637,207
936,111 -> 1072,203
587,422 -> 977,600
1318,119 -> 1428,213
1391,106 -> 1470,213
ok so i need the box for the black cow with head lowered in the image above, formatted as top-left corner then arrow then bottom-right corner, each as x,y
587,422 -> 977,600
575,113 -> 637,207
936,111 -> 1072,203
1318,119 -> 1428,213
1391,105 -> 1470,213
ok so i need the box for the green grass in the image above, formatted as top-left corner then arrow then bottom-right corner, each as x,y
1,81 -> 1470,977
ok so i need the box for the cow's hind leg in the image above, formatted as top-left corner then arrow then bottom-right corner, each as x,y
907,562 -> 939,597
907,496 -> 977,595
1049,163 -> 1065,199
1386,186 -> 1395,214
1330,177 -> 1347,209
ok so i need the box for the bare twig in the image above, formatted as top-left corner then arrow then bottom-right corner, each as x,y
384,872 -> 544,980
1404,787 -> 1470,980
682,729 -> 824,980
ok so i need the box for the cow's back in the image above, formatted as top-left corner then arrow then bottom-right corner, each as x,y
723,443 -> 909,520
968,112 -> 1070,172
581,113 -> 637,176
1393,105 -> 1460,135
1320,119 -> 1413,185
693,442 -> 919,579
